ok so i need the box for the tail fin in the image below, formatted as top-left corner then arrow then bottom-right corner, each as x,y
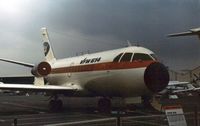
41,27 -> 56,62
168,27 -> 200,40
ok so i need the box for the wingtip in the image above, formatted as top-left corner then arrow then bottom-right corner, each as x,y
166,34 -> 174,37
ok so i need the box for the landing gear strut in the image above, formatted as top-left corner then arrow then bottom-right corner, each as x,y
48,95 -> 63,112
98,97 -> 111,113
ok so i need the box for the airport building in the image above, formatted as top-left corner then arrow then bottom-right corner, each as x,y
169,66 -> 200,85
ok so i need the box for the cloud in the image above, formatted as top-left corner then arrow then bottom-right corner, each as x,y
0,0 -> 200,75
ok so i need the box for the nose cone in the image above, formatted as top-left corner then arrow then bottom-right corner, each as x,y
144,62 -> 169,93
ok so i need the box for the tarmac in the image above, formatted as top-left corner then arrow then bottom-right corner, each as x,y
0,94 -> 154,126
0,93 -> 199,126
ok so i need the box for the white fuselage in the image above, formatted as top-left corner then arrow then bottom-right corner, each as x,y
45,46 -> 165,97
0,28 -> 169,101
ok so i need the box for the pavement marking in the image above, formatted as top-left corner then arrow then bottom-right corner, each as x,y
124,119 -> 164,126
0,112 -> 111,125
17,115 -> 79,121
45,117 -> 116,126
0,112 -> 100,120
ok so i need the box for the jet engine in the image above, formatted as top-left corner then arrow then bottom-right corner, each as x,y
144,62 -> 169,93
31,62 -> 51,77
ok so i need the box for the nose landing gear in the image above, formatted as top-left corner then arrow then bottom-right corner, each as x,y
98,97 -> 111,113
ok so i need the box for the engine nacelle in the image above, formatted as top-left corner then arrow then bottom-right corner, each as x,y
31,62 -> 51,77
144,62 -> 169,93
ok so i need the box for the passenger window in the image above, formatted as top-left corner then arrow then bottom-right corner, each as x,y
120,53 -> 133,62
113,53 -> 123,62
132,53 -> 153,61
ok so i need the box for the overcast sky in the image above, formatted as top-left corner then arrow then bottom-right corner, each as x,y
0,0 -> 200,76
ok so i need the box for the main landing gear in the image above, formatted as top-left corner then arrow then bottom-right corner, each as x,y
98,97 -> 111,113
48,95 -> 63,112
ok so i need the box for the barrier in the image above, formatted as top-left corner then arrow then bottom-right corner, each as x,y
44,112 -> 200,126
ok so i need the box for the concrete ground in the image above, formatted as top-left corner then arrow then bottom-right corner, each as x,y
0,93 -> 199,126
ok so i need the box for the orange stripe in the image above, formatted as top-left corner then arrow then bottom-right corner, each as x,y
51,61 -> 155,74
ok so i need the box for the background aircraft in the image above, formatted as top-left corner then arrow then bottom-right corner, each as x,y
159,81 -> 199,94
168,27 -> 200,39
166,27 -> 200,95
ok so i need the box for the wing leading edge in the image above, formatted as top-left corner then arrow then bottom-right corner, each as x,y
0,82 -> 79,93
0,82 -> 73,90
168,81 -> 200,93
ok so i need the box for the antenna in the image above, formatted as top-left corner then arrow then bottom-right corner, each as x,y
127,40 -> 132,47
126,40 -> 140,47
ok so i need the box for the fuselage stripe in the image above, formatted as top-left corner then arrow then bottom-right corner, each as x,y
50,60 -> 155,74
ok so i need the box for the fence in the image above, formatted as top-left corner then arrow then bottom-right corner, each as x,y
120,112 -> 200,126
44,112 -> 200,126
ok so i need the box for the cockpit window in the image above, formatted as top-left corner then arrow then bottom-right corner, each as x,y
120,53 -> 133,62
113,53 -> 123,62
132,53 -> 153,61
150,54 -> 157,61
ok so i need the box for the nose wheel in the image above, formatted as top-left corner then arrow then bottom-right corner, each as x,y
141,95 -> 153,108
48,95 -> 63,112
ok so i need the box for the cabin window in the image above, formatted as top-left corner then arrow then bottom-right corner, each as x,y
132,53 -> 152,61
120,53 -> 133,62
113,53 -> 123,62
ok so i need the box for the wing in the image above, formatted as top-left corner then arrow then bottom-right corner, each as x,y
168,31 -> 195,37
168,27 -> 200,37
0,58 -> 34,68
0,82 -> 77,91
164,81 -> 200,94
168,81 -> 200,93
0,77 -> 81,94
0,82 -> 81,95
173,87 -> 200,93
167,27 -> 200,42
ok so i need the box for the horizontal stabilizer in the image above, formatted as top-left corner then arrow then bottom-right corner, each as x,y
0,58 -> 34,68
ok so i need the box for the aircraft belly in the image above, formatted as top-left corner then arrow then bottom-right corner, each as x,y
82,68 -> 150,97
46,67 -> 151,97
